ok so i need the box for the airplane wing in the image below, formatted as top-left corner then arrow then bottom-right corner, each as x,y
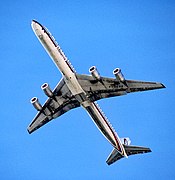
28,78 -> 80,134
76,74 -> 165,102
106,145 -> 151,165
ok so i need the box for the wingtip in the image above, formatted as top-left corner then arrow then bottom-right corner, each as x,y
106,158 -> 114,166
106,161 -> 112,166
161,83 -> 166,88
148,148 -> 152,153
27,127 -> 32,134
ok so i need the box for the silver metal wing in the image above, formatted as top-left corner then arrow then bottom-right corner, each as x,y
28,78 -> 80,134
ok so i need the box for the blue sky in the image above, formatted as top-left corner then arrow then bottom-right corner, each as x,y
0,0 -> 175,179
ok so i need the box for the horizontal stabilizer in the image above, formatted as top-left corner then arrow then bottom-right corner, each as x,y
106,145 -> 151,165
124,144 -> 151,156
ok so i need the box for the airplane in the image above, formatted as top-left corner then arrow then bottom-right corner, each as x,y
28,20 -> 165,165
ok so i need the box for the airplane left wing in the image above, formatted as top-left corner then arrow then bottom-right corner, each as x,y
76,74 -> 165,102
28,78 -> 80,134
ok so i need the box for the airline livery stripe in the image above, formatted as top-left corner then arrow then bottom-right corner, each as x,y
92,102 -> 122,153
34,20 -> 76,73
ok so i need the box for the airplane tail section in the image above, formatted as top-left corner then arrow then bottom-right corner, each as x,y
106,143 -> 151,165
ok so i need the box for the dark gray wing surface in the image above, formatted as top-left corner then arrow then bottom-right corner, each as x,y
76,74 -> 128,101
106,148 -> 124,165
28,79 -> 80,134
106,145 -> 151,165
76,74 -> 165,102
124,145 -> 151,156
126,80 -> 165,93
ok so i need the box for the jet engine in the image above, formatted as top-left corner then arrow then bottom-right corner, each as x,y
89,66 -> 101,80
113,68 -> 125,82
30,97 -> 42,111
41,83 -> 53,97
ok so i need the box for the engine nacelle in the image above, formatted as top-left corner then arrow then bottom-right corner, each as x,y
41,83 -> 53,97
30,97 -> 42,111
89,66 -> 101,80
113,68 -> 125,82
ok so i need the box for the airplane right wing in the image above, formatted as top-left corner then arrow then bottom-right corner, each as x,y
76,74 -> 165,102
28,78 -> 80,134
106,145 -> 151,165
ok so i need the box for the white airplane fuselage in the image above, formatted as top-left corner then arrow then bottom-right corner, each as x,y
31,20 -> 126,157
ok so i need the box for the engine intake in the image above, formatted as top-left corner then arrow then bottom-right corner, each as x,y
41,83 -> 53,97
89,66 -> 101,80
113,68 -> 125,82
30,97 -> 42,111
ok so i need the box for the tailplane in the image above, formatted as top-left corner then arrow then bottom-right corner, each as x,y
106,141 -> 151,165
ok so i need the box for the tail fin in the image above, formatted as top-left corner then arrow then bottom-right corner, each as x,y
106,145 -> 151,165
120,137 -> 131,146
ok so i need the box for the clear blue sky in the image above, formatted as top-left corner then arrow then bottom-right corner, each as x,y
0,0 -> 175,179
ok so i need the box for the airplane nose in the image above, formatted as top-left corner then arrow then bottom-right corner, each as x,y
32,19 -> 38,23
31,20 -> 38,27
31,20 -> 43,38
